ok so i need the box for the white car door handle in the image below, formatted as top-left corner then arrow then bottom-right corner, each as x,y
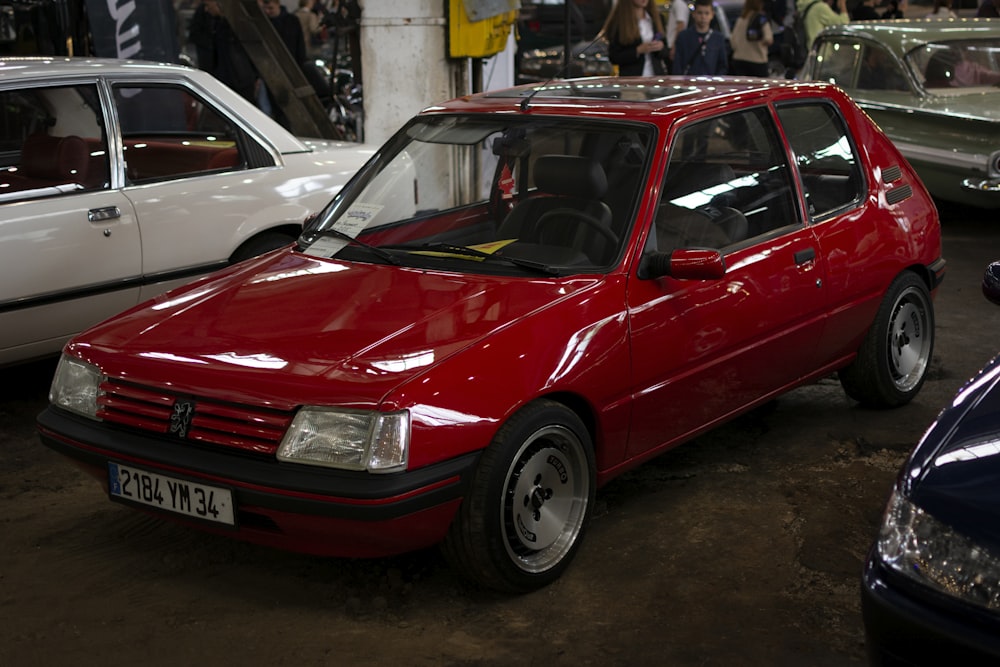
88,206 -> 121,222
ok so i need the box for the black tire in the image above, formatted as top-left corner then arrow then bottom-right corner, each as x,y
229,232 -> 296,264
839,271 -> 934,408
442,400 -> 595,593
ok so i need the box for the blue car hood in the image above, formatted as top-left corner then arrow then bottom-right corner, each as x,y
906,356 -> 1000,552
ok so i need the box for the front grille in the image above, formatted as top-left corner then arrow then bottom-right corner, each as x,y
97,377 -> 294,456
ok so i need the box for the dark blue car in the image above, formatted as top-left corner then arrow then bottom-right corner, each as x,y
862,263 -> 1000,665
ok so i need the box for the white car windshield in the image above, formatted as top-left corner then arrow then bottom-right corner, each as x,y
301,115 -> 654,275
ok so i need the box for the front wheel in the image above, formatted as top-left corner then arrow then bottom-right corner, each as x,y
442,400 -> 595,593
839,272 -> 934,408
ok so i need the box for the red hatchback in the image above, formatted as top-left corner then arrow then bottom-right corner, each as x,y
38,78 -> 945,593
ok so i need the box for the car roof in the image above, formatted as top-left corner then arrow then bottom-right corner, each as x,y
0,56 -> 198,82
423,76 -> 844,120
0,56 -> 311,153
817,18 -> 1000,56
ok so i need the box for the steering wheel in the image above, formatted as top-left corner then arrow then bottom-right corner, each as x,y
533,208 -> 620,248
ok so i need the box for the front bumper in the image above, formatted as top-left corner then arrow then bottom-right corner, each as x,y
861,549 -> 1000,666
37,406 -> 478,558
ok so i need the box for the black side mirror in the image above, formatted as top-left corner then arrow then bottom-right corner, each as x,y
983,262 -> 1000,306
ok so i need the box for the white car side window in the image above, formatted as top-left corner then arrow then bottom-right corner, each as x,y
113,84 -> 252,183
0,84 -> 110,203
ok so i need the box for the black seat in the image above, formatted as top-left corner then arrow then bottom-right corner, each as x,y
497,155 -> 616,264
656,162 -> 748,249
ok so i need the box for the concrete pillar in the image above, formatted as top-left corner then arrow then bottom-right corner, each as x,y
361,1 -> 453,146
360,1 -> 515,146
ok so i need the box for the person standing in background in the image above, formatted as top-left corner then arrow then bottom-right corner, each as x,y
257,0 -> 307,128
324,0 -> 362,83
925,0 -> 957,18
601,0 -> 667,76
295,0 -> 325,57
881,0 -> 906,19
798,0 -> 847,50
672,0 -> 728,75
852,0 -> 880,20
188,0 -> 258,103
977,0 -> 1000,17
731,0 -> 773,77
664,0 -> 689,72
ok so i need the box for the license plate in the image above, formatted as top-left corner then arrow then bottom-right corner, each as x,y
108,462 -> 236,526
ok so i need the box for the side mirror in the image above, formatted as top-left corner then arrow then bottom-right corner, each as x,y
638,248 -> 726,280
983,261 -> 1000,305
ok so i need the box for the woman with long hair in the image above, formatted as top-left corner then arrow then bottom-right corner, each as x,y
601,0 -> 666,76
730,0 -> 773,77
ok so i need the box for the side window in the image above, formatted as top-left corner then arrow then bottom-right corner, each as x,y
650,107 -> 800,253
113,84 -> 259,183
813,38 -> 862,89
776,103 -> 864,219
857,44 -> 909,92
0,84 -> 110,202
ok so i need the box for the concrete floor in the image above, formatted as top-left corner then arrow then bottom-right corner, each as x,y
0,201 -> 996,666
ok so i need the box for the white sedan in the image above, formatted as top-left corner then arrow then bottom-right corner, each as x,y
0,57 -> 372,367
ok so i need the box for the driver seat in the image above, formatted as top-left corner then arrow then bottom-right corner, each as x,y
497,155 -> 614,263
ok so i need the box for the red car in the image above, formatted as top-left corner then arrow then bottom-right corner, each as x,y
38,78 -> 945,593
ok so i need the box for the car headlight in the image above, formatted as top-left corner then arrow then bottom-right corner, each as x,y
878,488 -> 1000,611
277,407 -> 409,473
49,354 -> 103,419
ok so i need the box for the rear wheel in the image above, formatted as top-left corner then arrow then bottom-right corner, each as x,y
839,272 -> 934,408
442,400 -> 595,593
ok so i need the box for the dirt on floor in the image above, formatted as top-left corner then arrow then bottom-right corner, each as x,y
1,205 -> 997,667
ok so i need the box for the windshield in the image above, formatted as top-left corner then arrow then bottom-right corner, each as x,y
300,114 -> 653,275
907,39 -> 1000,91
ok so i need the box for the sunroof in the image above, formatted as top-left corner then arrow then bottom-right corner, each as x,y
488,81 -> 701,103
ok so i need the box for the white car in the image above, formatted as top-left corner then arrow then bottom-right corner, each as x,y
0,57 -> 372,367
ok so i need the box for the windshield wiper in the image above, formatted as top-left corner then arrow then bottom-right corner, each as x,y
301,228 -> 400,266
384,242 -> 561,276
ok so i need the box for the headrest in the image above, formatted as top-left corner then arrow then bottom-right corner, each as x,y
664,162 -> 735,198
534,155 -> 608,199
21,134 -> 89,182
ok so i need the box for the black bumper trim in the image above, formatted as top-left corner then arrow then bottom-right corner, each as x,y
38,406 -> 479,522
927,257 -> 947,291
861,552 -> 1000,665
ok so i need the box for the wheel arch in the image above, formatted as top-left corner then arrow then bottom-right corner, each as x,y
532,390 -> 599,451
228,224 -> 302,263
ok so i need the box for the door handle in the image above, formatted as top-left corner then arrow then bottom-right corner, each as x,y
794,248 -> 815,265
88,206 -> 121,222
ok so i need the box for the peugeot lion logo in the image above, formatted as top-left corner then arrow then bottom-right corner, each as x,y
169,400 -> 195,438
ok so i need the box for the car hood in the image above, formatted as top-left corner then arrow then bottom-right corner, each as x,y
905,355 -> 1000,552
73,251 -> 603,409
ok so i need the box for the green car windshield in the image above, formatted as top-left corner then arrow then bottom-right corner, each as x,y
908,39 -> 1000,91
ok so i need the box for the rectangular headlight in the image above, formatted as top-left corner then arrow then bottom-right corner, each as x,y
49,354 -> 103,419
277,407 -> 409,473
878,488 -> 1000,611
